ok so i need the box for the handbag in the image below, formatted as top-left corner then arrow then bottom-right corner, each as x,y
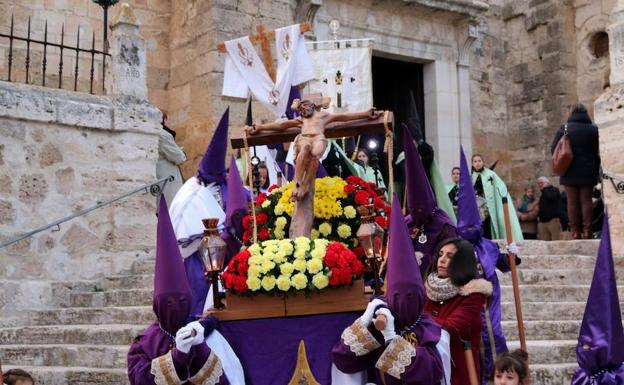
552,124 -> 573,176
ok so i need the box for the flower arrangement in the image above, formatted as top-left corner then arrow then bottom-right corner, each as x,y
223,237 -> 365,295
241,176 -> 391,256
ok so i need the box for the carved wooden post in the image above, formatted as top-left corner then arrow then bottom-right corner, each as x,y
105,2 -> 147,100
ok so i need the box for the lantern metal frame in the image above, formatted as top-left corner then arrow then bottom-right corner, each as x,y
198,218 -> 227,309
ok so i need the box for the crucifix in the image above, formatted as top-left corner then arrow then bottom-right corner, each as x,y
217,23 -> 311,82
232,93 -> 393,238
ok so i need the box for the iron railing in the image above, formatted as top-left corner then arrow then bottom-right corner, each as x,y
0,176 -> 173,249
0,15 -> 111,94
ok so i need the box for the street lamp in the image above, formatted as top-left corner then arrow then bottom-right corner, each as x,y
91,0 -> 119,52
198,218 -> 227,309
356,204 -> 385,294
367,139 -> 381,189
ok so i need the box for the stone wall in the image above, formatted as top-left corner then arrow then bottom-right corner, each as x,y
0,4 -> 162,311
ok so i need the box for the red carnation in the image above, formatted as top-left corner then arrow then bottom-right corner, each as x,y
352,246 -> 365,259
239,249 -> 251,261
236,260 -> 249,275
242,231 -> 250,244
329,268 -> 341,286
346,176 -> 366,186
242,215 -> 252,229
374,197 -> 385,209
255,193 -> 267,205
223,272 -> 234,289
375,216 -> 387,229
354,191 -> 370,206
258,228 -> 271,240
233,276 -> 248,293
324,250 -> 339,268
338,268 -> 353,285
344,184 -> 356,194
341,249 -> 356,263
337,256 -> 350,270
268,184 -> 279,192
351,260 -> 364,276
256,212 -> 268,225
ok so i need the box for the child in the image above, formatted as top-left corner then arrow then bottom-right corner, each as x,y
493,350 -> 530,385
3,369 -> 35,385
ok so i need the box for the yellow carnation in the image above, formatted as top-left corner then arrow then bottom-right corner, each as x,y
274,203 -> 285,216
274,229 -> 286,239
294,237 -> 311,251
280,262 -> 294,276
310,247 -> 325,260
247,265 -> 262,278
273,252 -> 286,264
312,273 -> 329,290
246,276 -> 261,291
344,205 -> 357,219
261,275 -> 276,291
291,273 -> 308,290
294,249 -> 307,259
275,216 -> 287,229
319,222 -> 332,237
248,244 -> 261,256
310,229 -> 320,240
337,224 -> 352,239
293,259 -> 307,272
279,240 -> 294,255
248,255 -> 262,265
261,200 -> 271,208
261,260 -> 276,273
306,258 -> 323,274
276,275 -> 291,291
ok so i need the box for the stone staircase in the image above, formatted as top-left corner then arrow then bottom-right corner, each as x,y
1,240 -> 622,385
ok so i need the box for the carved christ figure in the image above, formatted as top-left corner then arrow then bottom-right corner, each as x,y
246,94 -> 382,200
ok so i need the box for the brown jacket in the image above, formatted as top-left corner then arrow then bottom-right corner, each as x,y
517,198 -> 538,235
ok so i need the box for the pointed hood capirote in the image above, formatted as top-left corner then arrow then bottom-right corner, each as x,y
572,214 -> 624,384
403,124 -> 436,225
224,155 -> 248,231
385,194 -> 426,327
457,146 -> 483,243
285,86 -> 301,119
197,107 -> 229,185
153,195 -> 192,335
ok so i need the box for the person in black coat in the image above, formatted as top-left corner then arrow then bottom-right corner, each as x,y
550,104 -> 600,239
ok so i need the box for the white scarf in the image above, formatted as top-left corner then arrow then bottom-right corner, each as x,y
222,24 -> 314,117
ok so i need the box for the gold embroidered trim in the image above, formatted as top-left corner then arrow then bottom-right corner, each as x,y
188,350 -> 223,385
375,337 -> 417,379
150,351 -> 186,385
287,340 -> 321,385
342,318 -> 382,356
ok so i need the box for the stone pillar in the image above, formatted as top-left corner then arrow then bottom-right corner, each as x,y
105,2 -> 148,100
457,23 -> 479,161
594,0 -> 624,255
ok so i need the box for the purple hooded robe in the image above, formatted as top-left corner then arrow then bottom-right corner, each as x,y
332,195 -> 445,384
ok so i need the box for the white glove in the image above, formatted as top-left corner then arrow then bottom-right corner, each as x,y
506,242 -> 519,255
186,321 -> 205,346
206,182 -> 221,197
375,308 -> 397,343
360,298 -> 387,327
174,326 -> 194,354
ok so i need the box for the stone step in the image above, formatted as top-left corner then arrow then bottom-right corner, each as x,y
507,340 -> 576,365
2,365 -> 129,385
0,306 -> 155,327
70,289 -> 152,307
498,269 -> 597,285
500,285 -> 624,302
0,324 -> 145,345
529,363 -> 577,385
502,320 -> 581,341
131,259 -> 155,275
518,254 -> 624,270
516,240 -> 599,256
501,301 -> 596,321
101,274 -> 153,290
0,344 -> 128,368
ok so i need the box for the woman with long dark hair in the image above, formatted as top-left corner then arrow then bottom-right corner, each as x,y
424,238 -> 492,385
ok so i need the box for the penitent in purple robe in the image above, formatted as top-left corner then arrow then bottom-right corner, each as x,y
402,125 -> 457,277
332,195 -> 445,385
221,156 -> 249,267
571,213 -> 624,384
197,107 -> 230,208
127,196 -> 229,385
457,147 -> 513,383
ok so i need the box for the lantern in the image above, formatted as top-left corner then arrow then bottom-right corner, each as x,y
198,218 -> 227,309
356,204 -> 385,294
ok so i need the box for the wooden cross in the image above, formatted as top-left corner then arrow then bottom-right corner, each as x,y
217,23 -> 311,83
229,112 -> 394,149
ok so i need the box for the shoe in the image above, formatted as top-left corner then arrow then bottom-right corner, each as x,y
582,231 -> 592,240
572,231 -> 582,240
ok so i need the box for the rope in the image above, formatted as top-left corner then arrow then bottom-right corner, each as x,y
383,110 -> 394,199
243,130 -> 258,244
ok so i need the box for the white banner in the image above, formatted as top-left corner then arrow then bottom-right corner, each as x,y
305,39 -> 373,113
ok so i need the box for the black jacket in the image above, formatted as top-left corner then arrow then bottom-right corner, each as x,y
539,185 -> 561,222
550,110 -> 600,186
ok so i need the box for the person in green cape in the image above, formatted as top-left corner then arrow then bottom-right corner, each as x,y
471,154 -> 523,241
